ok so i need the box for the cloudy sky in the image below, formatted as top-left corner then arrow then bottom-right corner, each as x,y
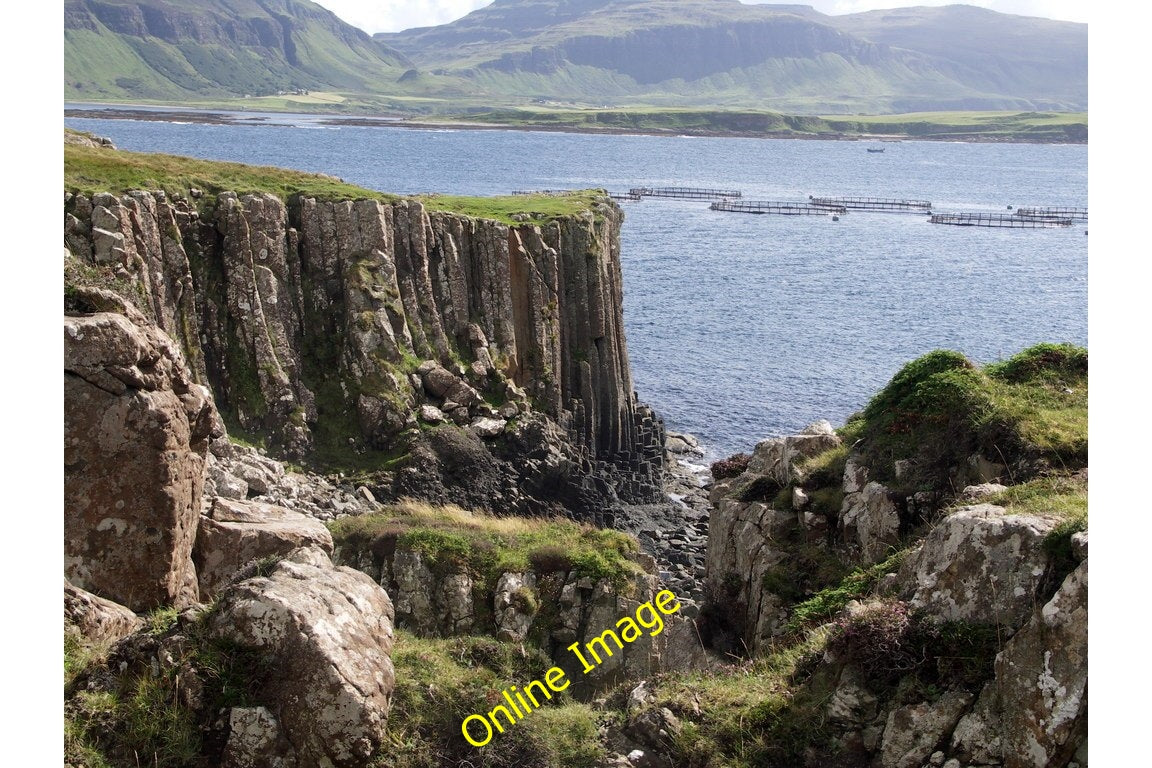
312,0 -> 1088,35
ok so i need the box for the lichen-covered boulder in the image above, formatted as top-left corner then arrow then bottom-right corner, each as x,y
840,481 -> 902,565
64,307 -> 216,611
208,547 -> 395,768
745,420 -> 841,487
878,690 -> 973,768
1000,559 -> 1087,768
898,504 -> 1055,629
194,497 -> 334,599
949,558 -> 1087,767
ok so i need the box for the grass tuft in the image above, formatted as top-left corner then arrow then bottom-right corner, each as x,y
786,549 -> 910,633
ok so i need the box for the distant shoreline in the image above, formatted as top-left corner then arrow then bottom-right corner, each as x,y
64,107 -> 1087,145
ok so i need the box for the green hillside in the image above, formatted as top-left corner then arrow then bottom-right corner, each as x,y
65,0 -> 411,100
378,0 -> 1087,114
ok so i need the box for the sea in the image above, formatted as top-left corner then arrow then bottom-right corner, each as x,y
64,107 -> 1088,460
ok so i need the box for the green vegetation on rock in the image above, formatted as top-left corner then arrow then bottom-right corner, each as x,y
65,142 -> 394,203
638,629 -> 834,768
65,611 -> 272,768
328,500 -> 644,588
421,190 -> 610,225
840,344 -> 1088,491
785,549 -> 911,633
64,142 -> 608,224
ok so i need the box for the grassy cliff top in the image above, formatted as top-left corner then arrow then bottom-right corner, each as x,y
328,500 -> 644,587
63,139 -> 606,223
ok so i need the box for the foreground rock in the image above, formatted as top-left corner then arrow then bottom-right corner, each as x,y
64,580 -> 142,646
898,504 -> 1057,630
64,302 -> 217,611
193,497 -> 334,599
209,547 -> 396,768
951,559 -> 1088,768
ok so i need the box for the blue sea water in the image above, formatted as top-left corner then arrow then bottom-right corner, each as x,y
64,109 -> 1088,459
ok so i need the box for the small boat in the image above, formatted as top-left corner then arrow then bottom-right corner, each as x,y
867,147 -> 885,153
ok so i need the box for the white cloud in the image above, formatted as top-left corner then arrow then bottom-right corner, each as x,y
313,1 -> 493,35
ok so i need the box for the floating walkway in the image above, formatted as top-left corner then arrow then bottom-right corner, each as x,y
710,200 -> 845,216
1013,206 -> 1088,221
631,187 -> 743,200
610,192 -> 643,202
930,212 -> 1073,228
810,196 -> 932,213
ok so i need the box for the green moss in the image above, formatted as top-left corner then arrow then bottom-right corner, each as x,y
65,690 -> 117,768
65,606 -> 281,768
640,628 -> 834,768
983,473 -> 1088,520
421,190 -> 609,225
806,487 -> 844,518
68,655 -> 202,768
66,143 -> 394,203
120,674 -> 202,766
145,606 -> 180,637
986,342 -> 1087,385
796,444 -> 849,488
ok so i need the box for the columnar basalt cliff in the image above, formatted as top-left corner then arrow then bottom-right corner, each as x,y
64,185 -> 666,522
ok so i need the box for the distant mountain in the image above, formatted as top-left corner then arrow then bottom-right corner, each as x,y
65,0 -> 411,100
377,0 -> 1087,113
828,5 -> 1087,112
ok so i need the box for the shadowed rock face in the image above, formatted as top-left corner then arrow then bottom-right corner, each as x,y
64,301 -> 217,611
64,190 -> 666,519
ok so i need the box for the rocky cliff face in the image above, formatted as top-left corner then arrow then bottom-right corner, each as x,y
64,189 -> 665,522
334,534 -> 706,697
